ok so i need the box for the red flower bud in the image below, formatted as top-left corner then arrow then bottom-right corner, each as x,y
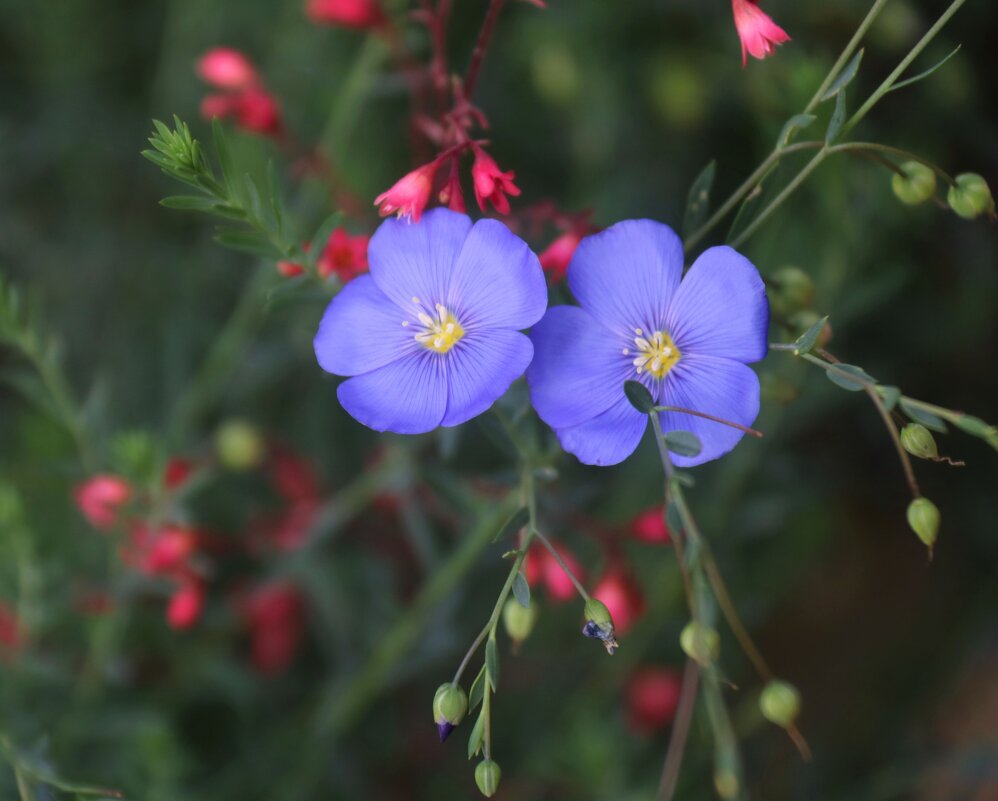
74,475 -> 131,530
631,506 -> 671,544
197,48 -> 259,89
523,541 -> 585,603
317,228 -> 370,283
731,0 -> 790,67
538,231 -> 582,283
167,581 -> 205,630
471,147 -> 521,215
592,568 -> 646,635
626,667 -> 683,734
374,161 -> 438,222
242,583 -> 304,674
305,0 -> 385,29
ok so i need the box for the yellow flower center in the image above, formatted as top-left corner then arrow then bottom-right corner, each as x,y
410,302 -> 465,354
627,328 -> 681,379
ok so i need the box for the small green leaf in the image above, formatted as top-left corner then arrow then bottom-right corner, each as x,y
777,114 -> 817,148
683,160 -> 716,238
889,45 -> 961,94
212,117 -> 236,196
159,195 -> 219,212
512,572 -> 530,608
214,231 -> 286,260
664,430 -> 702,458
493,508 -> 529,543
953,414 -> 992,438
825,363 -> 875,392
243,173 -> 264,220
792,315 -> 828,355
485,637 -> 499,690
821,49 -> 864,101
825,89 -> 847,144
876,385 -> 901,411
899,399 -> 948,432
267,159 -> 286,237
467,712 -> 485,759
624,380 -> 655,413
468,665 -> 487,711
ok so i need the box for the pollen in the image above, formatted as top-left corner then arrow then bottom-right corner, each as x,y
632,330 -> 681,379
413,303 -> 465,354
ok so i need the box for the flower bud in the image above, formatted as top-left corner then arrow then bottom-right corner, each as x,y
768,266 -> 815,319
475,759 -> 502,798
432,683 -> 468,742
582,598 -> 619,654
714,771 -> 740,800
759,680 -> 801,727
680,621 -> 719,666
947,173 -> 995,220
900,423 -> 938,460
502,597 -> 537,645
891,161 -> 936,205
907,497 -> 940,551
215,419 -> 265,471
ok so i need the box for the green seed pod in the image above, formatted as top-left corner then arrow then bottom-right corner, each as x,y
475,759 -> 502,798
900,423 -> 938,460
581,598 -> 619,654
432,683 -> 468,743
891,161 -> 937,205
215,419 -> 265,471
679,621 -> 720,666
759,680 -> 801,728
947,173 -> 995,220
769,266 -> 816,319
907,498 -> 940,551
502,597 -> 537,645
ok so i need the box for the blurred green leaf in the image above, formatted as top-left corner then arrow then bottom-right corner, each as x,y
683,160 -> 716,238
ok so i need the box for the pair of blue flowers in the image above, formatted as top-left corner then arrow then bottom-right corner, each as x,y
314,209 -> 769,467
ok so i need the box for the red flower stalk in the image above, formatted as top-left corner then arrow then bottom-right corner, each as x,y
197,48 -> 259,89
626,667 -> 683,734
631,506 -> 671,544
591,567 -> 646,635
471,146 -> 521,215
74,475 -> 131,530
167,580 -> 205,630
305,0 -> 385,29
538,230 -> 582,283
731,0 -> 790,67
374,161 -> 439,222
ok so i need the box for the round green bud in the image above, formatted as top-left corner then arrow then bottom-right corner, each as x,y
907,497 -> 940,550
947,173 -> 995,220
769,266 -> 816,319
475,759 -> 502,798
215,419 -> 264,471
583,598 -> 613,630
680,621 -> 720,666
433,683 -> 467,727
891,161 -> 937,205
759,680 -> 801,728
714,771 -> 740,800
502,597 -> 538,644
900,423 -> 938,460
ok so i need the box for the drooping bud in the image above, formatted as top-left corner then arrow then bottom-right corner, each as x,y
907,497 -> 940,552
215,420 -> 265,471
731,0 -> 790,67
679,621 -> 719,666
900,423 -> 938,460
891,161 -> 937,205
582,597 -> 619,654
768,266 -> 815,320
759,679 -> 801,728
471,146 -> 521,215
947,173 -> 995,220
502,597 -> 538,645
432,683 -> 468,742
474,759 -> 502,797
374,161 -> 438,222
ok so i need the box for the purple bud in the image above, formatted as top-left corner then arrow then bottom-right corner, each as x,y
437,721 -> 456,742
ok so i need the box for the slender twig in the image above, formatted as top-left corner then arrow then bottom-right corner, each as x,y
532,528 -> 589,601
657,405 -> 764,438
463,0 -> 507,99
657,659 -> 700,801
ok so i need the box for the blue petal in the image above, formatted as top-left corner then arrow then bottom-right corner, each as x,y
442,329 -> 533,427
314,275 -> 417,377
368,208 -> 472,313
527,306 -> 633,429
656,355 -> 760,467
567,220 -> 684,337
554,396 -> 648,467
448,219 -> 548,331
665,246 -> 769,363
336,350 -> 448,434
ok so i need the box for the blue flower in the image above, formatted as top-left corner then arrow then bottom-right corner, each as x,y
526,219 -> 768,467
314,208 -> 547,434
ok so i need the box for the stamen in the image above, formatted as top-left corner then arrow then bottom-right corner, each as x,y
629,329 -> 681,380
401,321 -> 409,327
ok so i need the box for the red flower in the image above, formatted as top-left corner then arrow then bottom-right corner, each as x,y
317,228 -> 370,282
201,89 -> 283,135
374,162 -> 438,222
538,231 -> 582,283
167,581 -> 205,630
163,458 -> 196,490
305,0 -> 385,29
592,568 -> 646,635
0,601 -> 21,654
626,667 -> 683,734
631,506 -> 671,545
197,48 -> 259,89
242,583 -> 304,675
731,0 -> 790,67
122,523 -> 198,576
524,541 -> 585,603
74,475 -> 131,530
471,147 -> 521,215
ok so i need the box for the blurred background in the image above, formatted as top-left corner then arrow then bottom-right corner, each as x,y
1,0 -> 996,799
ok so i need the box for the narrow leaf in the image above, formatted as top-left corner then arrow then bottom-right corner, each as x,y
267,159 -> 286,237
212,117 -> 236,196
159,195 -> 219,212
214,231 -> 285,260
825,363 -> 876,392
876,385 -> 901,412
899,399 -> 948,432
493,507 -> 529,543
821,49 -> 864,101
953,414 -> 992,438
512,572 -> 530,608
777,114 -> 817,148
467,712 -> 485,759
664,430 -> 702,458
624,380 -> 655,413
468,665 -> 487,711
889,45 -> 961,94
792,315 -> 828,355
825,89 -> 847,144
682,160 -> 716,238
485,637 -> 499,690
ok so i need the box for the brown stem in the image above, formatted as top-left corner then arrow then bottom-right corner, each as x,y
463,0 -> 507,99
657,659 -> 700,801
658,405 -> 764,438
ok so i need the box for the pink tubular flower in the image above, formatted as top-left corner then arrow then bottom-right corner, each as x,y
374,161 -> 438,222
471,147 -> 521,215
305,0 -> 385,29
732,0 -> 790,67
167,581 -> 205,630
538,231 -> 582,283
626,667 -> 683,734
631,506 -> 671,545
197,48 -> 259,89
75,475 -> 131,530
592,568 -> 646,635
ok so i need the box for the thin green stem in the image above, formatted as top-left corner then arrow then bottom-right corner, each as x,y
828,142 -> 956,185
14,766 -> 32,801
482,676 -> 493,759
532,528 -> 589,601
656,404 -> 763,438
657,658 -> 700,801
